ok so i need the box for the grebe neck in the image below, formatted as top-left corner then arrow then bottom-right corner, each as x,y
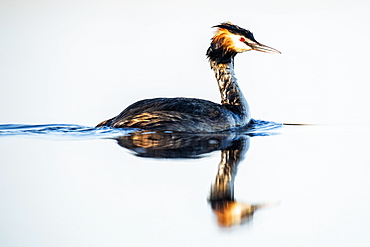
210,58 -> 250,119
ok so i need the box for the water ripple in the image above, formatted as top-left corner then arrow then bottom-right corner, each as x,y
0,124 -> 134,139
0,119 -> 282,139
246,119 -> 282,136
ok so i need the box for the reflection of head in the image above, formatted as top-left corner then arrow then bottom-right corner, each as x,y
212,201 -> 277,227
212,201 -> 255,226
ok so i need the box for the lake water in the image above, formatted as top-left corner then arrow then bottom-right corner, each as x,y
1,121 -> 370,247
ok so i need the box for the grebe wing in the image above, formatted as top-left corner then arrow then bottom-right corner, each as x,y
96,97 -> 234,131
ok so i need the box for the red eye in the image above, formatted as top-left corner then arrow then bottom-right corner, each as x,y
239,37 -> 246,42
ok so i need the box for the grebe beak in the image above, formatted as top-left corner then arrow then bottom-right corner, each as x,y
250,42 -> 281,54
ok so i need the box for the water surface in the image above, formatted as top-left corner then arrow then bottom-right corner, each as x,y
1,121 -> 370,247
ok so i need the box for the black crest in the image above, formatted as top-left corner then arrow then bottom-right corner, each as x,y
213,22 -> 258,43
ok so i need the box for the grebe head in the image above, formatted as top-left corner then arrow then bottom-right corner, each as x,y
207,22 -> 281,64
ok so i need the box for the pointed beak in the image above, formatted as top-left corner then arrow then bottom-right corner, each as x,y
249,42 -> 281,54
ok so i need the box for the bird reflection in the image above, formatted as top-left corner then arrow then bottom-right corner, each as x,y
209,140 -> 275,227
115,130 -> 275,227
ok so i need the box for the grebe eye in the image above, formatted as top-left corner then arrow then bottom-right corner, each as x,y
239,37 -> 246,42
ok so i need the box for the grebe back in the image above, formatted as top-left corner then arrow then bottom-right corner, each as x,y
96,22 -> 280,132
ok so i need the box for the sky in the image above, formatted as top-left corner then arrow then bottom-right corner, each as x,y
1,0 -> 370,126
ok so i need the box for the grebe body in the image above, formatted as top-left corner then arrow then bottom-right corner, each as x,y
96,22 -> 280,132
97,97 -> 247,132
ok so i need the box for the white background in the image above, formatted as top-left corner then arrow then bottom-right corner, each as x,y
1,0 -> 369,126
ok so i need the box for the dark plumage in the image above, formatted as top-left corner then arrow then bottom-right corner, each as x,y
96,22 -> 280,132
96,98 -> 237,132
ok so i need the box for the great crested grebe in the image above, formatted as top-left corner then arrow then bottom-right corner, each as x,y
96,22 -> 280,132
